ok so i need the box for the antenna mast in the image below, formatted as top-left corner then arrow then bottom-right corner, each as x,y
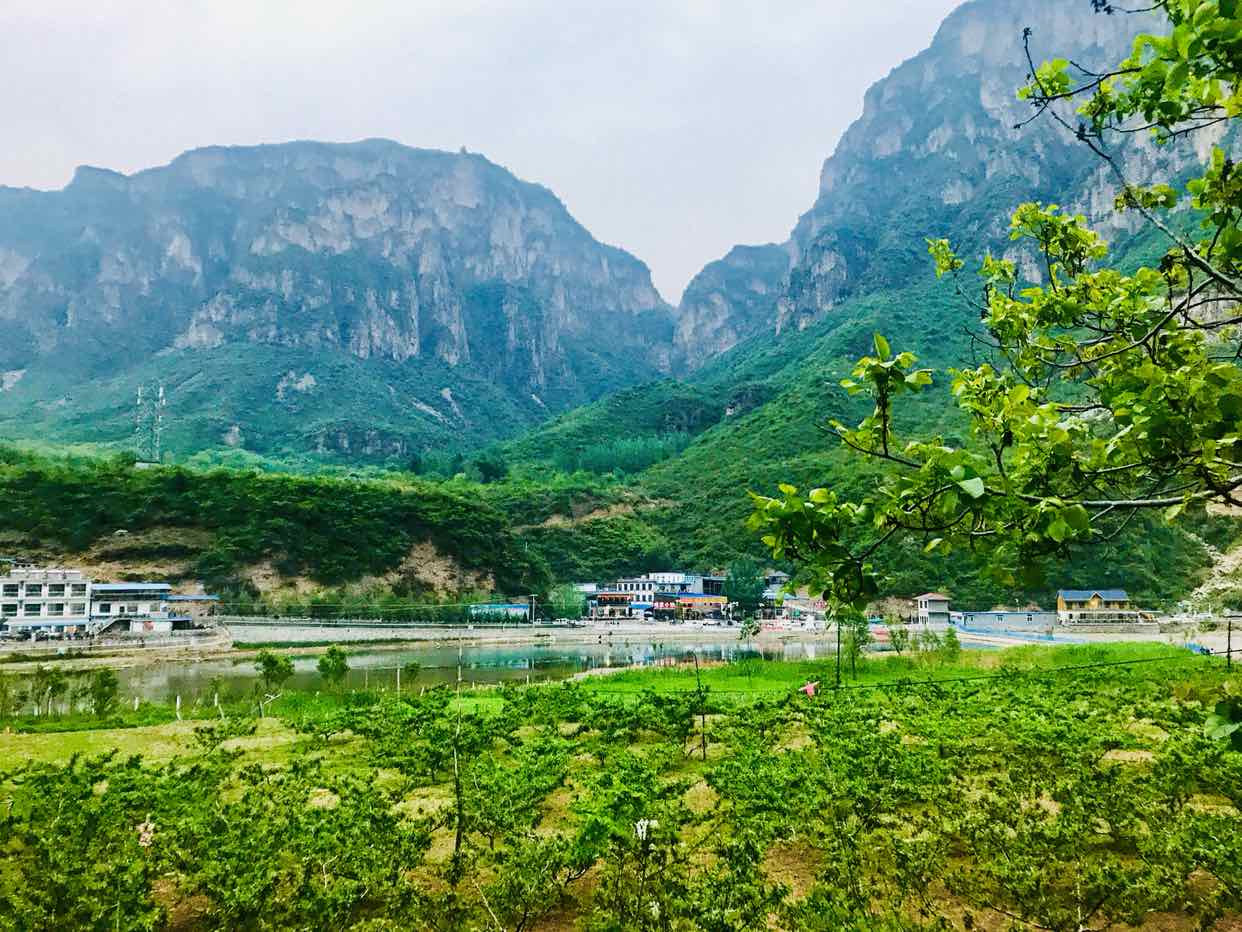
153,383 -> 166,463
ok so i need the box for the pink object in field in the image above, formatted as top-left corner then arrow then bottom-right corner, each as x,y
800,681 -> 819,697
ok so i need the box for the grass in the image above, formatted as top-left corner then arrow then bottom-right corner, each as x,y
0,717 -> 297,765
578,640 -> 1197,697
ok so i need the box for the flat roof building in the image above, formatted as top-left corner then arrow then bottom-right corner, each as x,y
0,563 -> 91,632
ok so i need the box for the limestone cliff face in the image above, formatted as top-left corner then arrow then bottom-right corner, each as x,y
777,0 -> 1175,333
0,140 -> 674,401
674,244 -> 790,365
676,0 -> 1200,348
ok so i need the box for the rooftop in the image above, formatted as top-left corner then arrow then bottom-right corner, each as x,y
1058,589 -> 1128,601
918,592 -> 950,601
91,582 -> 173,592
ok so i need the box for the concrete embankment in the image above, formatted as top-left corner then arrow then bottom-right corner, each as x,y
218,617 -> 836,648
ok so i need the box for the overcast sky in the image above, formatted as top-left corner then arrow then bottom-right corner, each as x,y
0,1 -> 960,302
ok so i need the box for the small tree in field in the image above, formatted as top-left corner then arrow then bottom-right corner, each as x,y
254,650 -> 294,714
843,614 -> 872,679
401,661 -> 421,692
317,646 -> 349,691
886,616 -> 910,658
88,669 -> 119,719
942,626 -> 962,664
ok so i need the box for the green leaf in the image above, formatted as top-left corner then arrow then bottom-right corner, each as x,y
957,477 -> 986,499
1205,714 -> 1242,740
1063,505 -> 1091,533
873,333 -> 891,360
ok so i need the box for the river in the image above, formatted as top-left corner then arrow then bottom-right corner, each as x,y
114,636 -> 831,702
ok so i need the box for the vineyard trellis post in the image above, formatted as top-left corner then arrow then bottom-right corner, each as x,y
693,651 -> 707,761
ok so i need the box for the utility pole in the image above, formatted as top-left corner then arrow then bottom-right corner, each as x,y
1228,615 -> 1234,672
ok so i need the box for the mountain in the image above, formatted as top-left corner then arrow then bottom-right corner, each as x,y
1,0 -> 1237,610
496,0 -> 1242,608
673,243 -> 790,366
674,0 -> 1188,350
0,139 -> 676,460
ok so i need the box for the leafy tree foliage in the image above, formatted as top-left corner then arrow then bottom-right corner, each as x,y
725,558 -> 767,619
0,445 -> 550,595
474,452 -> 510,484
547,582 -> 586,619
317,645 -> 350,690
255,650 -> 294,695
750,1 -> 1242,606
87,668 -> 119,719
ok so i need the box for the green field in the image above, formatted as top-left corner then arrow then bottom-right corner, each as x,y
2,642 -> 1239,930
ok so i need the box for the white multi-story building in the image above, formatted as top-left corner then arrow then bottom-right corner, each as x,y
614,572 -> 695,598
916,592 -> 951,625
1,566 -> 218,638
0,563 -> 91,633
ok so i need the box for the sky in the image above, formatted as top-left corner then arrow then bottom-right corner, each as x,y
0,1 -> 960,303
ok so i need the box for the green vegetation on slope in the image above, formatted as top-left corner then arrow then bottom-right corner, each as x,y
0,446 -> 550,596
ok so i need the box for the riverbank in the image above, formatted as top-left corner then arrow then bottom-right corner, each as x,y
0,620 -> 829,675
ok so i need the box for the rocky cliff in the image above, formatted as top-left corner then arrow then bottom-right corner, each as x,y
674,243 -> 790,362
0,139 -> 676,456
676,0 -> 1197,350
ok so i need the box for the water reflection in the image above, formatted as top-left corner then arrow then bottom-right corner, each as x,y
114,638 -> 825,703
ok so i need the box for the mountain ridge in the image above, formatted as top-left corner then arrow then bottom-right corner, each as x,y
0,138 -> 679,459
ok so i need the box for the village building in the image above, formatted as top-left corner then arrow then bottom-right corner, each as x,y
614,572 -> 696,600
0,563 -> 218,639
677,594 -> 727,620
588,591 -> 636,620
958,609 -> 1059,633
916,592 -> 951,625
90,582 -> 215,634
0,562 -> 91,634
765,570 -> 792,590
1055,589 -> 1148,624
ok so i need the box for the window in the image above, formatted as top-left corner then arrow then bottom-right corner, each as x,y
71,584 -> 86,597
126,604 -> 139,614
23,604 -> 41,616
1,604 -> 15,617
2,584 -> 17,597
48,584 -> 65,597
25,584 -> 42,597
47,603 -> 64,616
97,602 -> 112,613
70,603 -> 85,615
